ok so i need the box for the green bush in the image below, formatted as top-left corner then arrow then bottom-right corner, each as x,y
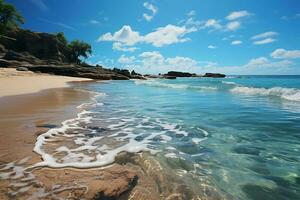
0,0 -> 24,35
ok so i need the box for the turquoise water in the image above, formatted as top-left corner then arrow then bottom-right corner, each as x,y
32,76 -> 300,199
80,76 -> 300,199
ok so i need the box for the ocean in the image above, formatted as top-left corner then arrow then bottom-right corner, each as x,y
34,75 -> 300,199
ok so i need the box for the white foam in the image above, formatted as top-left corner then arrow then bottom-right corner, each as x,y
135,80 -> 217,91
230,86 -> 300,102
222,81 -> 237,85
164,153 -> 178,158
192,138 -> 207,144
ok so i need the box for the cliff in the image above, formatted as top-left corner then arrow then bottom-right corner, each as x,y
0,29 -> 144,80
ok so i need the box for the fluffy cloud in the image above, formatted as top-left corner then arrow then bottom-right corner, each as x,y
143,25 -> 195,47
143,2 -> 158,22
226,10 -> 251,21
118,55 -> 136,64
98,24 -> 195,50
98,25 -> 140,46
253,38 -> 276,45
270,49 -> 300,59
208,45 -> 217,49
251,31 -> 278,40
226,21 -> 241,31
116,51 -> 217,74
187,10 -> 196,17
231,40 -> 242,45
203,19 -> 223,30
113,42 -> 138,52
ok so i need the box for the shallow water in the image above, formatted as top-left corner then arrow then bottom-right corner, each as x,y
33,76 -> 300,199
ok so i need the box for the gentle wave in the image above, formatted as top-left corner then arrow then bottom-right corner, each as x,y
230,86 -> 300,102
135,80 -> 217,91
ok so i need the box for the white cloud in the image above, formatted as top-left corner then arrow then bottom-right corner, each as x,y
226,21 -> 241,31
98,25 -> 141,46
165,56 -> 198,68
231,40 -> 242,45
253,38 -> 276,45
143,2 -> 158,22
89,20 -> 100,24
187,10 -> 196,17
117,51 -> 217,74
251,31 -> 278,40
226,10 -> 250,21
118,55 -> 136,64
112,42 -> 138,52
98,24 -> 195,49
270,49 -> 300,59
208,45 -> 217,49
203,19 -> 223,30
30,0 -> 48,11
143,24 -> 195,47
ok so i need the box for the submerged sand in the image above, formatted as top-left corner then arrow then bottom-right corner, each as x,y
0,69 -> 219,200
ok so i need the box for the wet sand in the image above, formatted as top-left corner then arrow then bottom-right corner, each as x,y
0,69 -> 216,199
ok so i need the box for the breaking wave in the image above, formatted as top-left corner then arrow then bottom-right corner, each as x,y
230,86 -> 300,102
135,80 -> 217,91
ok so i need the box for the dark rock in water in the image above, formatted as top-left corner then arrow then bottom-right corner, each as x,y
165,71 -> 194,77
131,70 -> 141,76
203,73 -> 226,78
16,67 -> 28,71
163,75 -> 176,79
91,167 -> 138,200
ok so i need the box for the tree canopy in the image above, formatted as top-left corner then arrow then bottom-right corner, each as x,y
68,40 -> 92,64
56,32 -> 68,46
0,0 -> 24,35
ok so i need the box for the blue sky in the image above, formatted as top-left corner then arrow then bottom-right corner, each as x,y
7,0 -> 300,74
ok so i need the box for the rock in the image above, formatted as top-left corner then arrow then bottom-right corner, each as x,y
16,67 -> 28,71
0,59 -> 11,67
26,65 -> 130,80
0,59 -> 31,68
0,29 -> 71,62
165,71 -> 194,77
163,75 -> 176,79
131,70 -> 141,76
3,50 -> 44,64
203,73 -> 226,78
91,167 -> 138,200
113,68 -> 131,78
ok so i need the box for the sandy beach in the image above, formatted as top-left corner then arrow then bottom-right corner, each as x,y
0,68 -> 92,97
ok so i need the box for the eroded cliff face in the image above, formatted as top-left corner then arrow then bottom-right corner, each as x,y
0,29 -> 71,63
0,29 -> 146,80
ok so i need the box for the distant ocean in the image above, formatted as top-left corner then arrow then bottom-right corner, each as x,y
34,75 -> 300,199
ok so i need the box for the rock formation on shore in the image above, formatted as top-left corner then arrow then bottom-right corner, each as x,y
0,29 -> 145,80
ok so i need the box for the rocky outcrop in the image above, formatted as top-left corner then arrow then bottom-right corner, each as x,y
165,71 -> 195,77
203,73 -> 226,78
26,65 -> 130,80
0,29 -> 71,62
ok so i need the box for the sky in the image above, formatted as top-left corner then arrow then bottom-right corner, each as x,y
6,0 -> 300,75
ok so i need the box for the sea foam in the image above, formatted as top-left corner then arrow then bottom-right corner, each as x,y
230,86 -> 300,102
135,80 -> 217,91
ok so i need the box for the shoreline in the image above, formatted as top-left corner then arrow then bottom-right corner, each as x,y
0,68 -> 92,98
0,69 -> 218,199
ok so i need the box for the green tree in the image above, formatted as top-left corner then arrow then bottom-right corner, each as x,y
0,0 -> 24,35
56,32 -> 68,46
68,40 -> 92,64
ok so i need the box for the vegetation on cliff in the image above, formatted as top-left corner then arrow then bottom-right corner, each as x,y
0,0 -> 24,35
